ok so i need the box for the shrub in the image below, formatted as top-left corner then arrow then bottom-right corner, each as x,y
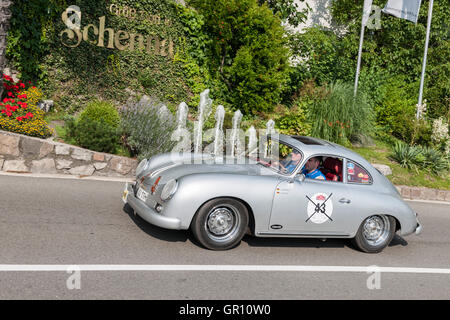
306,81 -> 373,144
120,100 -> 177,160
273,101 -> 311,136
78,100 -> 120,128
374,77 -> 417,140
431,117 -> 450,154
72,117 -> 120,154
64,100 -> 121,153
408,118 -> 433,147
288,27 -> 342,86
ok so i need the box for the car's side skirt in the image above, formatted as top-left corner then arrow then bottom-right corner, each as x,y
256,232 -> 351,238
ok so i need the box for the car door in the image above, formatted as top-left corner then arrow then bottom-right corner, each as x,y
268,177 -> 352,236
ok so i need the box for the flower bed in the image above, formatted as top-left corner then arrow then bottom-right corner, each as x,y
0,75 -> 52,138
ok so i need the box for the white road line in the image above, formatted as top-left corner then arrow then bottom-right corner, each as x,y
0,265 -> 450,274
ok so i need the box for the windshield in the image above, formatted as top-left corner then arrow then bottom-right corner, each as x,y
253,139 -> 302,175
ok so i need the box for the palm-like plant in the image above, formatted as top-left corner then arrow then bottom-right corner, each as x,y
390,141 -> 423,169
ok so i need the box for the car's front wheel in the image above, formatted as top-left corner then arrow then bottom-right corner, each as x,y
352,215 -> 396,253
191,198 -> 249,250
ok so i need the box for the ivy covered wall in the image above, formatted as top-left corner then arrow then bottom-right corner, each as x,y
7,0 -> 205,112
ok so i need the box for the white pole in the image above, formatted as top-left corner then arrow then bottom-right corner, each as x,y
354,0 -> 372,97
354,25 -> 365,97
416,0 -> 433,119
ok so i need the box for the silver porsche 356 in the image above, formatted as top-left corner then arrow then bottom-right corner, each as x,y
122,134 -> 422,253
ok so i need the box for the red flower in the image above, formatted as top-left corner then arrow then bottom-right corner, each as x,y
26,112 -> 33,118
19,83 -> 25,89
16,116 -> 23,122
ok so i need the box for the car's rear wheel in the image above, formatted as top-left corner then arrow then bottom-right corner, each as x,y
352,215 -> 396,253
191,198 -> 249,250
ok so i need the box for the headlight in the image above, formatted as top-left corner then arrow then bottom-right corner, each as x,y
136,159 -> 148,177
161,179 -> 178,201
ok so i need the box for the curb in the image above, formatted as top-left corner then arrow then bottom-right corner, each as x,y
395,185 -> 450,203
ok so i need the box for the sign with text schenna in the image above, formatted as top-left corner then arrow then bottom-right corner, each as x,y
60,3 -> 174,58
47,0 -> 193,110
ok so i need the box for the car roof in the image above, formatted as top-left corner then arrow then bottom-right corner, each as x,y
275,134 -> 373,168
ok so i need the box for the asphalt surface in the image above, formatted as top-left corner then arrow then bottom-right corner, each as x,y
0,175 -> 449,300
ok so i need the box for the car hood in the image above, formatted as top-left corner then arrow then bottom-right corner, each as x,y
143,162 -> 275,185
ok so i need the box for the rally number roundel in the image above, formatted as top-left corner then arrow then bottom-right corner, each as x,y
306,193 -> 334,224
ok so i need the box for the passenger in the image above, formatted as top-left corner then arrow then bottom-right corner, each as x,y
301,157 -> 326,180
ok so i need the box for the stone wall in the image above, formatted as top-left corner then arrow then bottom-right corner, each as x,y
0,130 -> 138,177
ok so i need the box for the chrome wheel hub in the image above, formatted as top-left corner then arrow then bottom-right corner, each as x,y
207,208 -> 234,235
205,205 -> 240,242
363,215 -> 390,246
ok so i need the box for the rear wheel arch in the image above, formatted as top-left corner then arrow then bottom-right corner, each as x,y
352,213 -> 397,253
389,215 -> 401,232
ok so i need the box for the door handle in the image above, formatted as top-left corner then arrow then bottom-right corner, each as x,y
339,198 -> 351,204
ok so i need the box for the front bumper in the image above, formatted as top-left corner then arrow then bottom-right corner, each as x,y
123,182 -> 182,230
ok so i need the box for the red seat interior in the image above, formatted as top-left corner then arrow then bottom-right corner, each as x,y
323,157 -> 342,181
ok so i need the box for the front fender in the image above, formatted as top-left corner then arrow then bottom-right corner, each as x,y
162,173 -> 279,230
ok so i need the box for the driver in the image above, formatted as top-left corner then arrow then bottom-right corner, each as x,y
301,157 -> 326,180
280,149 -> 302,173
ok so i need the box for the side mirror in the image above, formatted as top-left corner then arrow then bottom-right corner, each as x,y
297,174 -> 306,182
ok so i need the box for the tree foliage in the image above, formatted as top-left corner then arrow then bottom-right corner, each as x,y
188,0 -> 290,115
330,0 -> 449,120
258,0 -> 309,28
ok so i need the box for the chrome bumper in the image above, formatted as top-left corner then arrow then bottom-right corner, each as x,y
415,222 -> 422,235
123,183 -> 182,230
414,212 -> 422,235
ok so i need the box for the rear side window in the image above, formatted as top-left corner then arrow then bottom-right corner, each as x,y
346,160 -> 372,184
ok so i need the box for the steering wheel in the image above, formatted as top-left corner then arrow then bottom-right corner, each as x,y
270,160 -> 288,173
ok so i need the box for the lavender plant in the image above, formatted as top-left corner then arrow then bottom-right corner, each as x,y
120,98 -> 177,160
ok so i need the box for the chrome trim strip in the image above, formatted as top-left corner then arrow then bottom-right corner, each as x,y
256,232 -> 350,237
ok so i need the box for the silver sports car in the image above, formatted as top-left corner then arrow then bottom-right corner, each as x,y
122,134 -> 422,253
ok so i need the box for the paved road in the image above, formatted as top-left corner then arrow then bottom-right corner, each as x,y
0,175 -> 449,299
